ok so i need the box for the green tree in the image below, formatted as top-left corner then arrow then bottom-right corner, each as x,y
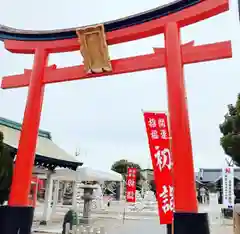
220,94 -> 240,166
0,131 -> 14,205
111,159 -> 143,190
149,179 -> 156,195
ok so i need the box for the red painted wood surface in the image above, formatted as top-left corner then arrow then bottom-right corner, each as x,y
164,22 -> 197,213
8,49 -> 48,206
3,0 -> 228,54
1,41 -> 232,89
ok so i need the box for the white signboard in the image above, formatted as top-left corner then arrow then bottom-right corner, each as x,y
222,167 -> 234,208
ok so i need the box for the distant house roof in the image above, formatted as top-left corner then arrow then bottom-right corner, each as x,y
0,117 -> 83,170
140,169 -> 204,185
140,169 -> 154,181
197,168 -> 240,183
141,168 -> 240,185
141,169 -> 153,172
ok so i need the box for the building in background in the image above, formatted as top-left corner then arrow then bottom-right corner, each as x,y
140,167 -> 240,204
140,169 -> 154,181
197,168 -> 240,203
0,116 -> 83,200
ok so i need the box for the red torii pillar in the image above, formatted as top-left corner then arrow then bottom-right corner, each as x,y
8,49 -> 48,206
165,23 -> 198,213
0,1 -> 232,233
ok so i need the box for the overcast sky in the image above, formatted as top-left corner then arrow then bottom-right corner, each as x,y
0,0 -> 240,171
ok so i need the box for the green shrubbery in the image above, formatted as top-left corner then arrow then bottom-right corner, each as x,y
0,131 -> 13,205
62,209 -> 78,234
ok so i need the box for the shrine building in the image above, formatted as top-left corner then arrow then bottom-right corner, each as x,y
0,116 -> 83,179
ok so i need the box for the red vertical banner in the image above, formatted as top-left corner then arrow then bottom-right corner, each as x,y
126,167 -> 137,203
29,176 -> 39,207
143,112 -> 174,224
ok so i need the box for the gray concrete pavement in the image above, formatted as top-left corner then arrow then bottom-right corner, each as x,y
33,218 -> 234,234
33,203 -> 234,234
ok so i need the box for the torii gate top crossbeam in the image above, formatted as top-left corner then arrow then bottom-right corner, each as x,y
0,0 -> 201,41
0,0 -> 228,54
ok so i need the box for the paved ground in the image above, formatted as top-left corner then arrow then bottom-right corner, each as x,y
34,220 -> 233,234
33,203 -> 234,234
34,219 -> 166,234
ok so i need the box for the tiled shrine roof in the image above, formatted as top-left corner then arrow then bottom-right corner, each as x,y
0,117 -> 83,170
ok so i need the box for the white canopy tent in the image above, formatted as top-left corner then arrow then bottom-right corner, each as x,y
52,166 -> 123,182
40,166 -> 123,223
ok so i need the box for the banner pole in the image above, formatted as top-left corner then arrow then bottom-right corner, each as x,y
166,112 -> 174,232
166,224 -> 172,234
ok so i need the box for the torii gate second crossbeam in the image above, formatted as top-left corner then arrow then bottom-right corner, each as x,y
1,40 -> 231,89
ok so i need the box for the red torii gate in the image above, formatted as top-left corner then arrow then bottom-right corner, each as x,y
0,0 -> 232,233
